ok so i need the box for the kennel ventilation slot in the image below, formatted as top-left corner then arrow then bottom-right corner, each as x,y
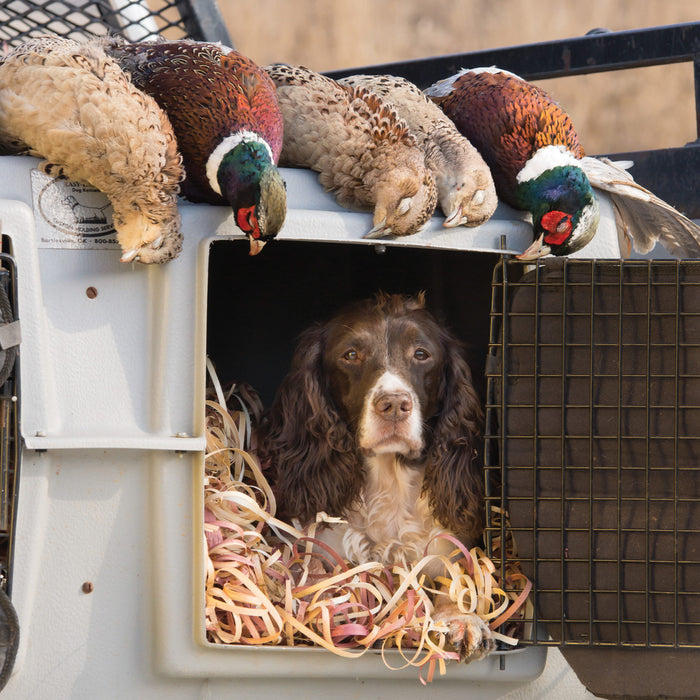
484,258 -> 700,648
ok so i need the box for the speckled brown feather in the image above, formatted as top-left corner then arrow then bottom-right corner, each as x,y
0,36 -> 184,263
104,38 -> 283,205
339,74 -> 497,227
265,64 -> 437,237
427,69 -> 584,207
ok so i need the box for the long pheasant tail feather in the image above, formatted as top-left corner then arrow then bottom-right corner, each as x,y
582,156 -> 700,258
608,191 -> 700,258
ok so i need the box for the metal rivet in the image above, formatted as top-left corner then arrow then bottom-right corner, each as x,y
86,287 -> 98,299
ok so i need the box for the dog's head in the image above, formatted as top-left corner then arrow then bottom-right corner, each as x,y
258,292 -> 484,541
322,293 -> 444,460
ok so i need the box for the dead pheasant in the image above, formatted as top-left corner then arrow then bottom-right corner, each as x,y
339,74 -> 497,228
0,35 -> 183,263
426,67 -> 700,259
104,38 -> 286,256
265,64 -> 437,238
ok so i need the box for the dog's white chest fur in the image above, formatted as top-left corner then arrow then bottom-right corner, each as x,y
341,454 -> 449,568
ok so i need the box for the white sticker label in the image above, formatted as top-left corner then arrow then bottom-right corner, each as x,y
30,169 -> 121,250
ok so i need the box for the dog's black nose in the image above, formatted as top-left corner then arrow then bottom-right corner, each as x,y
374,391 -> 413,421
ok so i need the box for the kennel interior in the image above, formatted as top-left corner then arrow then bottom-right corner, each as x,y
206,241 -> 501,408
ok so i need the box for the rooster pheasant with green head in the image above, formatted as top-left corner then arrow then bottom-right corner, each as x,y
106,38 -> 287,255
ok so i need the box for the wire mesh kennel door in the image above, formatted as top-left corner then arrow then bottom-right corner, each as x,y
485,258 -> 700,651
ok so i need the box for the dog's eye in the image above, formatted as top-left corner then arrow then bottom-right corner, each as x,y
342,349 -> 359,362
414,348 -> 430,361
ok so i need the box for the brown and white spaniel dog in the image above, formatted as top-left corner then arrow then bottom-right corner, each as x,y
258,292 -> 494,661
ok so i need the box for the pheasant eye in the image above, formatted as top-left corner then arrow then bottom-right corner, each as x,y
471,190 -> 486,206
397,197 -> 412,216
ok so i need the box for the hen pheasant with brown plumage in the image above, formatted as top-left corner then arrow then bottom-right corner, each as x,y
0,35 -> 184,263
339,74 -> 497,228
265,64 -> 437,238
104,38 -> 286,255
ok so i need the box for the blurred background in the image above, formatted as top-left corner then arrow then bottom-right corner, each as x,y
220,0 -> 699,155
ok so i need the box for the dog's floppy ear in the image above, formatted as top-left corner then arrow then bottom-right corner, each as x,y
257,323 -> 364,525
424,331 -> 485,543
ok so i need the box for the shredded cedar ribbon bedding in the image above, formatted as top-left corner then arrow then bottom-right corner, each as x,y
203,361 -> 532,682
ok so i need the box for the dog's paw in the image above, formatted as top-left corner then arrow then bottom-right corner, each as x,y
433,609 -> 495,663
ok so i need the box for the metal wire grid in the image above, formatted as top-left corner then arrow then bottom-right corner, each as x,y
0,253 -> 19,598
484,258 -> 700,648
0,0 -> 230,47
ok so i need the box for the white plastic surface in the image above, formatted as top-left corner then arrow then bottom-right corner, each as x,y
0,155 -> 605,699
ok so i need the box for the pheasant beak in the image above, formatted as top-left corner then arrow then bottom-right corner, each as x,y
248,238 -> 266,256
443,204 -> 465,228
517,233 -> 552,261
364,217 -> 392,239
120,248 -> 140,263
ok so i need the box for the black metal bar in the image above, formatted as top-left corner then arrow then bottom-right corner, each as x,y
559,262 -> 567,643
499,260 -> 510,633
587,260 -> 596,646
695,57 -> 700,140
0,0 -> 230,46
644,261 -> 652,647
0,252 -> 18,599
673,262 -> 681,646
325,22 -> 700,86
94,1 -> 128,36
176,0 -> 233,45
615,262 -> 623,646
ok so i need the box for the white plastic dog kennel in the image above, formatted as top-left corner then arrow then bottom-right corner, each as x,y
0,154 -> 555,699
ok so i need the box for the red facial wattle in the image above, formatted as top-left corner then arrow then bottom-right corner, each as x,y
541,210 -> 573,246
236,206 -> 261,239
